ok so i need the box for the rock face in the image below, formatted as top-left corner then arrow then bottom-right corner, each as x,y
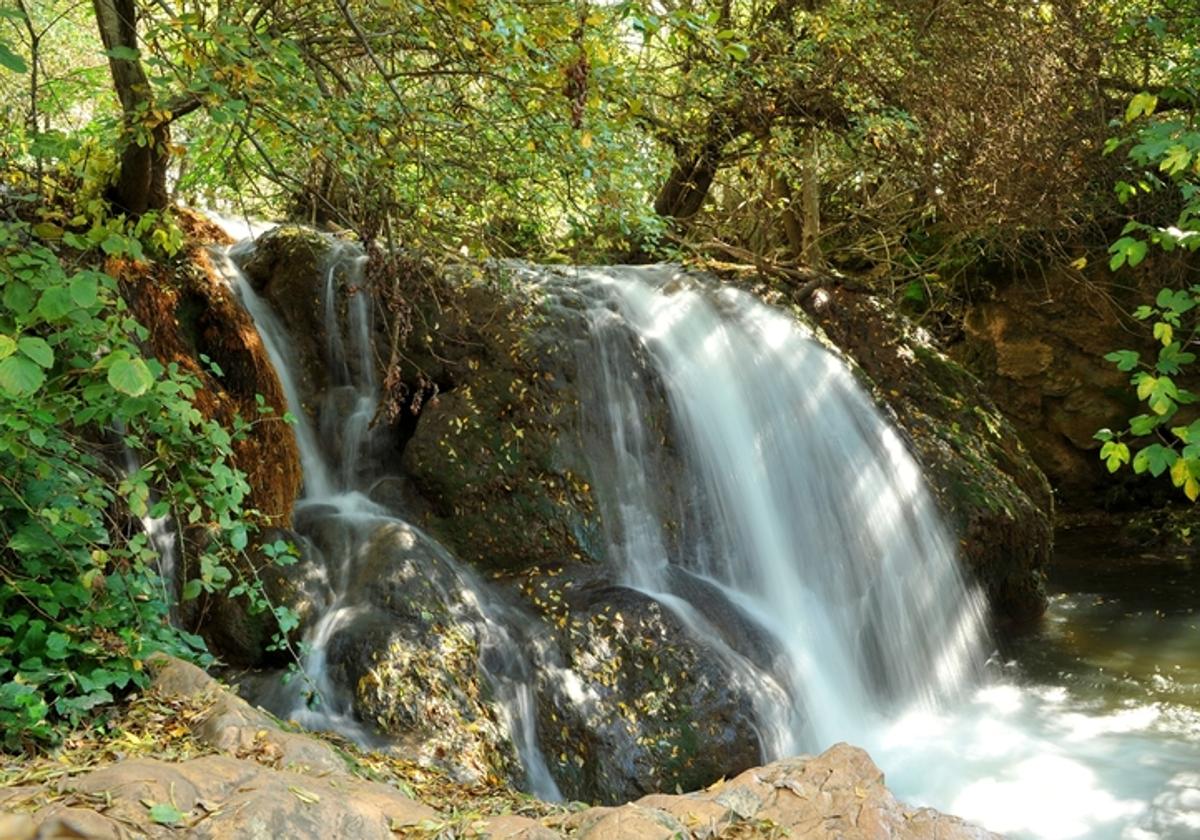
954,262 -> 1168,507
531,575 -> 765,804
0,657 -> 997,840
801,285 -> 1054,623
119,211 -> 304,665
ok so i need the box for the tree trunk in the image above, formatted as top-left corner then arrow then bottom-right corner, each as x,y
799,129 -> 821,266
653,144 -> 722,221
93,0 -> 170,215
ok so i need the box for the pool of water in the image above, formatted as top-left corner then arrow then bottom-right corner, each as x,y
872,527 -> 1200,839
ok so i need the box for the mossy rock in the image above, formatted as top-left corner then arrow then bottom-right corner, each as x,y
398,273 -> 602,573
528,571 -> 763,804
801,286 -> 1053,623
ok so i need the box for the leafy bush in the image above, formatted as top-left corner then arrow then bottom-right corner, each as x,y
1097,28 -> 1200,499
0,211 -> 286,749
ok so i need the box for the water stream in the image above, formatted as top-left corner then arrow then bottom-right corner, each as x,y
207,228 -> 1200,838
532,264 -> 1200,839
211,239 -> 562,798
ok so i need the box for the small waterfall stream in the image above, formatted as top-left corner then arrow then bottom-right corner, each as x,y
211,240 -> 562,799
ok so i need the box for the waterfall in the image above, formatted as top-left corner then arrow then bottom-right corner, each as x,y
200,228 -> 1200,836
211,238 -> 562,800
535,264 -> 990,757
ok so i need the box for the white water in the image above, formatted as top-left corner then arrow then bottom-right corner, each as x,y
212,235 -> 561,799
537,264 -> 1200,839
118,441 -> 180,624
205,228 -> 1200,835
546,265 -> 989,749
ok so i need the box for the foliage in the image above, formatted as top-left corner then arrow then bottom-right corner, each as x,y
0,195 -> 292,749
1097,12 -> 1200,499
0,0 -> 1160,274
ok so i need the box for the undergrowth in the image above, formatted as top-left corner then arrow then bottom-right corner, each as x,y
0,168 -> 295,750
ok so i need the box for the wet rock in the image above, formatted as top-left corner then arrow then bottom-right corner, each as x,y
534,581 -> 763,804
236,225 -> 333,407
317,519 -> 521,784
801,285 -> 1054,623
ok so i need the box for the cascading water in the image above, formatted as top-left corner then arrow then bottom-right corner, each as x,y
203,223 -> 1200,837
532,264 -> 1200,840
536,264 -> 988,757
210,238 -> 561,799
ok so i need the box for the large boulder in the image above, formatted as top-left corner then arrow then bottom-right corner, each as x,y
308,512 -> 523,784
799,285 -> 1054,623
530,573 -> 766,804
398,278 -> 603,573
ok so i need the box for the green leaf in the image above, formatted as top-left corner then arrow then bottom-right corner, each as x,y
44,632 -> 70,661
1160,144 -> 1193,176
1125,91 -> 1157,123
1153,322 -> 1174,346
0,336 -> 15,360
36,287 -> 75,321
147,802 -> 185,826
1104,350 -> 1139,372
1130,414 -> 1159,435
4,282 -> 34,315
17,337 -> 53,369
1133,444 -> 1177,477
229,524 -> 248,551
107,356 -> 154,396
1109,237 -> 1148,270
722,42 -> 750,61
1100,440 -> 1131,473
70,275 -> 99,308
0,41 -> 27,74
181,579 -> 203,601
0,356 -> 45,397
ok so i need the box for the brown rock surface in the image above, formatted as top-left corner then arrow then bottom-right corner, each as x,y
0,658 -> 998,840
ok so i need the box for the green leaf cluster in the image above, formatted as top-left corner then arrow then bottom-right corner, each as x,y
0,212 -> 290,748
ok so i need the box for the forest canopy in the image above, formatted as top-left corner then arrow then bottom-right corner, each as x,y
0,0 -> 1192,274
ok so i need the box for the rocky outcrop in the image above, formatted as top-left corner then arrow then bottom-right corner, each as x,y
116,211 -> 304,665
0,657 -> 997,840
954,261 -> 1169,507
531,573 -> 765,804
800,285 -> 1054,623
